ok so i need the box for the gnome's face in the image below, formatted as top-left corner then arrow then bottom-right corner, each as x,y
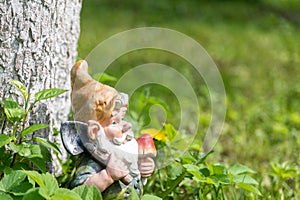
102,104 -> 133,145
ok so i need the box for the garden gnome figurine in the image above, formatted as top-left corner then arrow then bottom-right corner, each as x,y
61,60 -> 156,199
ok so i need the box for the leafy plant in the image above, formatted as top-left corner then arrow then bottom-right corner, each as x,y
0,80 -> 66,173
268,162 -> 299,199
138,113 -> 262,199
0,169 -> 103,200
0,80 -> 164,199
0,80 -> 67,199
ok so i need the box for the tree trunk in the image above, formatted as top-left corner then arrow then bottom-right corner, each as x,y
0,0 -> 82,174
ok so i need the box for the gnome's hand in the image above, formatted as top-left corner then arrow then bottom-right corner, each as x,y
138,157 -> 155,178
106,153 -> 133,184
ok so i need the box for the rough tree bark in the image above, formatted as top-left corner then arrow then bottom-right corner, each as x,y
0,0 -> 82,174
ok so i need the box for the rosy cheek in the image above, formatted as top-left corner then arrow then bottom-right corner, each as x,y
105,126 -> 122,138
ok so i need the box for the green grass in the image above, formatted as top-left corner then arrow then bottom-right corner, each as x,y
78,0 -> 300,198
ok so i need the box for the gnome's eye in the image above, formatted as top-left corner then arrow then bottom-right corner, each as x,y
112,121 -> 117,125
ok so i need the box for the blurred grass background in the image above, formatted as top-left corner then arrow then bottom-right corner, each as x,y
77,0 -> 300,196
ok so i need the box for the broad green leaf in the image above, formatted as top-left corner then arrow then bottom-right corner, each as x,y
21,124 -> 49,137
0,170 -> 26,192
51,188 -> 82,200
3,99 -> 26,122
18,145 -> 31,157
0,134 -> 11,148
86,185 -> 102,200
11,142 -> 32,157
43,173 -> 59,195
142,194 -> 162,200
12,162 -> 30,171
72,185 -> 88,199
24,171 -> 44,186
166,162 -> 183,180
34,88 -> 67,102
22,188 -> 44,200
39,145 -> 51,162
0,191 -> 13,200
33,137 -> 61,154
10,182 -> 33,196
39,173 -> 59,199
0,181 -> 4,192
232,174 -> 259,185
2,99 -> 19,109
9,80 -> 28,99
206,176 -> 219,187
199,167 -> 210,177
214,174 -> 231,185
238,182 -> 262,196
131,187 -> 140,200
180,152 -> 196,164
228,164 -> 256,175
212,164 -> 226,175
28,157 -> 46,173
9,143 -> 24,154
28,144 -> 43,158
183,164 -> 205,181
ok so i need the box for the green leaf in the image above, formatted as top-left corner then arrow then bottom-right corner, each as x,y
142,194 -> 162,200
9,80 -> 28,99
86,185 -> 102,200
166,162 -> 183,180
28,157 -> 46,173
131,187 -> 140,200
21,124 -> 49,137
212,164 -> 226,175
199,167 -> 210,177
183,164 -> 205,181
24,171 -> 44,186
232,174 -> 259,185
33,137 -> 61,154
27,144 -> 43,158
11,162 -> 30,171
34,88 -> 67,102
214,174 -> 231,185
39,173 -> 59,199
228,164 -> 256,175
72,185 -> 88,199
206,176 -> 219,187
3,99 -> 26,122
51,188 -> 82,200
9,143 -> 23,153
238,182 -> 262,196
0,134 -> 11,148
73,185 -> 102,200
0,170 -> 26,192
22,188 -> 44,200
18,145 -> 31,157
11,143 -> 36,158
0,191 -> 13,200
10,182 -> 33,196
40,145 -> 51,162
180,152 -> 196,164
